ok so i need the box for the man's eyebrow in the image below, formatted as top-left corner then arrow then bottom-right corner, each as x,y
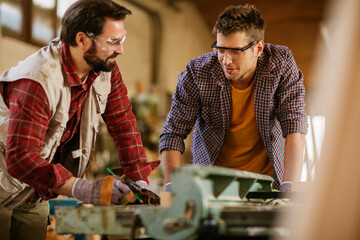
105,37 -> 122,43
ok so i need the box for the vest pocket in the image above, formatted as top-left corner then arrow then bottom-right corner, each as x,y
201,105 -> 222,129
41,125 -> 66,161
94,93 -> 108,114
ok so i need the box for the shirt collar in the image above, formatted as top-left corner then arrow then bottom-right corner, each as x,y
61,43 -> 100,87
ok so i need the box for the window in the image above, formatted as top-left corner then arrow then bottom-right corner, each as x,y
0,0 -> 76,46
32,0 -> 56,43
1,0 -> 23,38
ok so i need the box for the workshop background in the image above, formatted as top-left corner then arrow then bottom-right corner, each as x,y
2,0 -> 359,239
0,0 -> 328,183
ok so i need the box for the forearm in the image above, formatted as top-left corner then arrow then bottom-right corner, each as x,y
282,133 -> 305,182
161,150 -> 182,183
54,176 -> 77,196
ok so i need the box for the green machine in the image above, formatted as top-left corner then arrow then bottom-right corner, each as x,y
55,165 -> 293,239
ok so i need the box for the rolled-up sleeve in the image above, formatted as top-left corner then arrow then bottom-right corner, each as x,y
276,49 -> 308,137
159,62 -> 201,153
102,65 -> 159,181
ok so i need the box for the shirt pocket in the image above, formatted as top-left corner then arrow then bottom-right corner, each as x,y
201,105 -> 223,129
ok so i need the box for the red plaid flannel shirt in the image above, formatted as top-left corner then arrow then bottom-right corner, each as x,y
5,44 -> 158,201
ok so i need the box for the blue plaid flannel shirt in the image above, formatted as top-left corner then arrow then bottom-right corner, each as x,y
159,43 -> 308,189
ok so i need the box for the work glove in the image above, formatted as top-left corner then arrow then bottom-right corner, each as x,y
72,175 -> 134,205
279,181 -> 292,192
135,180 -> 150,190
165,182 -> 172,192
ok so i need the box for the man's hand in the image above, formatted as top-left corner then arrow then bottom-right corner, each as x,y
165,182 -> 172,192
279,181 -> 292,192
72,175 -> 134,205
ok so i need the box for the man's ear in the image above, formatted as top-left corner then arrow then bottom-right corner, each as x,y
75,32 -> 92,51
256,40 -> 265,57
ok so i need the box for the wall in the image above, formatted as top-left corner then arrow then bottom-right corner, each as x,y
0,36 -> 39,74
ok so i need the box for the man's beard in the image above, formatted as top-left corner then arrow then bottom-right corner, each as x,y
83,44 -> 118,72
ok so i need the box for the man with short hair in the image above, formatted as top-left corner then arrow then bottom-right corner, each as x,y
160,4 -> 308,192
0,0 -> 159,239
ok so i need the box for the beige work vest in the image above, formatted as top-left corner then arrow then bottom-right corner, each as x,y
0,38 -> 112,210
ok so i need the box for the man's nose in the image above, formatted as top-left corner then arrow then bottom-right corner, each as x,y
222,52 -> 233,64
114,44 -> 124,54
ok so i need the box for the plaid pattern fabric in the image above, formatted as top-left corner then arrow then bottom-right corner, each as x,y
59,43 -> 96,146
5,43 -> 159,201
159,43 -> 308,189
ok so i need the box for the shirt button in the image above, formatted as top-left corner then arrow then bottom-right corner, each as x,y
40,153 -> 46,157
82,149 -> 86,154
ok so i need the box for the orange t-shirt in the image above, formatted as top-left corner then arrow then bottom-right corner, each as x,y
214,80 -> 274,176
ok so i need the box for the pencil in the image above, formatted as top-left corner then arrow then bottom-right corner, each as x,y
106,168 -> 143,203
